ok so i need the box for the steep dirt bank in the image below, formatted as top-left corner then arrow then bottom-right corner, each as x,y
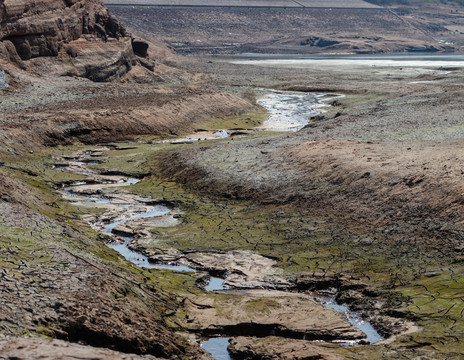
158,136 -> 464,254
0,13 -> 252,156
0,76 -> 251,154
0,169 -> 208,358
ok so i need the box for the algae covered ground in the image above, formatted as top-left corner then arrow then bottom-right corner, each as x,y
44,117 -> 464,359
121,59 -> 464,359
2,25 -> 464,357
0,146 -> 209,358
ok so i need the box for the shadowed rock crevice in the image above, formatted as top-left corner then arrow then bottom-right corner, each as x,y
58,321 -> 174,357
0,337 -> 164,360
199,322 -> 364,342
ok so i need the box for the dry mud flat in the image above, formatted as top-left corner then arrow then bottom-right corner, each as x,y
0,0 -> 423,359
53,130 -> 413,359
55,149 -> 391,356
149,56 -> 464,359
2,4 -> 464,356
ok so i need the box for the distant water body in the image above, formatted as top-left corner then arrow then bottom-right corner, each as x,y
229,53 -> 464,61
227,53 -> 464,68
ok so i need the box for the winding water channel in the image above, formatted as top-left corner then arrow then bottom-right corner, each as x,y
55,90 -> 384,359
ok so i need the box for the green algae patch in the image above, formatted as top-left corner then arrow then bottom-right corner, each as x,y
244,298 -> 279,315
81,141 -> 413,280
0,147 -> 204,340
13,141 -> 464,359
192,106 -> 268,131
129,171 -> 347,274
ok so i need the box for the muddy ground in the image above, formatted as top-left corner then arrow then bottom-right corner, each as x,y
1,10 -> 464,360
136,56 -> 464,359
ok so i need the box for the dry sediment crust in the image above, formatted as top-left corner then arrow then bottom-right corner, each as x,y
184,250 -> 291,289
0,197 -> 195,357
184,290 -> 365,340
228,336 -> 342,360
0,337 -> 161,360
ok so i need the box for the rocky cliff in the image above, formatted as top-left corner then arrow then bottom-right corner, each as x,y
0,0 -> 142,81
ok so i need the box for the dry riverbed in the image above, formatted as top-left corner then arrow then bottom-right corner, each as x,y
2,45 -> 464,360
121,55 -> 464,359
46,107 -> 410,359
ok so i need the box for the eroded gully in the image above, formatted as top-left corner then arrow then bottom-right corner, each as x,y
55,90 -> 384,360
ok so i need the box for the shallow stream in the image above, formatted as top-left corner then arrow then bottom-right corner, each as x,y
256,89 -> 331,131
56,89 -> 384,359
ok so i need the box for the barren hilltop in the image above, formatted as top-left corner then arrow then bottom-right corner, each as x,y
1,0 -> 464,359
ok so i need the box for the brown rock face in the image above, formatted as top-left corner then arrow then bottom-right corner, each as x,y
0,0 -> 139,82
0,0 -> 126,60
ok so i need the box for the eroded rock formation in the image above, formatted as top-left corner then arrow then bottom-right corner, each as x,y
0,0 -> 141,81
0,0 -> 125,59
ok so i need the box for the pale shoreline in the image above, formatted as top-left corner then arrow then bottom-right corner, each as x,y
230,58 -> 464,68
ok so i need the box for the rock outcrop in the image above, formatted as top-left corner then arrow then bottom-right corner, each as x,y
0,0 -> 141,81
0,0 -> 125,60
61,37 -> 136,81
228,336 -> 342,360
183,289 -> 365,341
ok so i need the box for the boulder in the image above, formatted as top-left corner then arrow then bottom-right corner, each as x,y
64,37 -> 137,82
0,40 -> 25,68
184,289 -> 365,341
132,38 -> 149,58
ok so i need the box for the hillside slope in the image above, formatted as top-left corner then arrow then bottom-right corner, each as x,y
109,5 -> 459,54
